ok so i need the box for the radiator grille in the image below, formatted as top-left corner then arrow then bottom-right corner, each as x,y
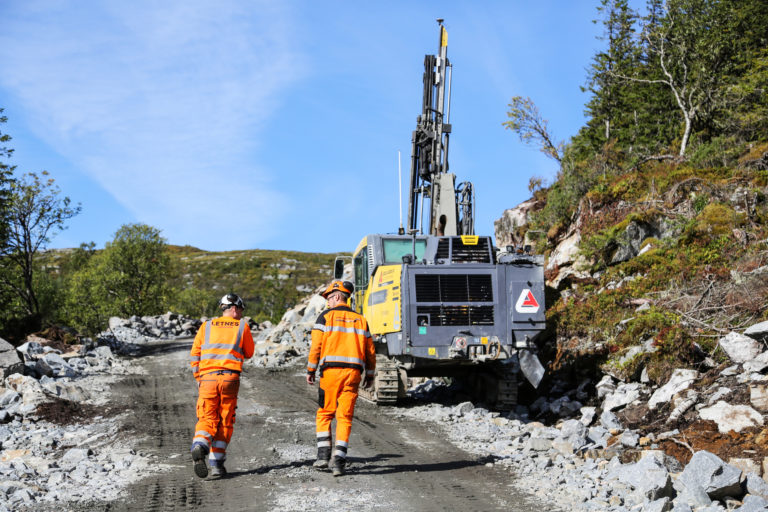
416,305 -> 495,326
414,274 -> 493,302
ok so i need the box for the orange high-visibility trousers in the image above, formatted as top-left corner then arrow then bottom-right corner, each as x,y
192,372 -> 240,464
316,367 -> 362,460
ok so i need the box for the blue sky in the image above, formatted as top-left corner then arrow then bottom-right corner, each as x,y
0,1 -> 608,254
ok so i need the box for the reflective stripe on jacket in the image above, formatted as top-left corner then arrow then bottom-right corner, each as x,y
308,305 -> 376,377
190,317 -> 255,379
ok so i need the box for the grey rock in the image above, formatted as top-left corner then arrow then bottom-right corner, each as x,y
0,338 -> 24,380
746,472 -> 768,500
34,358 -> 54,378
745,320 -> 768,341
108,317 -> 130,329
10,488 -> 34,504
454,401 -> 475,416
674,480 -> 713,507
611,453 -> 674,501
744,352 -> 768,374
596,375 -> 616,399
561,419 -> 587,439
603,382 -> 644,411
549,397 -> 582,417
620,431 -> 640,448
649,369 -> 699,410
600,409 -> 623,430
526,438 -> 553,452
580,406 -> 596,426
588,425 -> 611,448
671,503 -> 693,512
645,497 -> 673,512
61,447 -> 92,465
738,495 -> 768,511
750,384 -> 768,412
610,220 -> 659,264
42,352 -> 78,378
0,390 -> 20,408
719,332 -> 763,364
94,346 -> 113,359
699,401 -> 764,433
678,451 -> 742,500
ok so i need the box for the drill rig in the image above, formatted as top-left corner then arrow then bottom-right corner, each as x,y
335,20 -> 546,408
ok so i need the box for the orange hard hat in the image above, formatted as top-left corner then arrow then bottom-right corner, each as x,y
321,280 -> 354,298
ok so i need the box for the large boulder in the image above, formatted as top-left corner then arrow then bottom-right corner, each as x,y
610,453 -> 674,501
0,338 -> 24,380
678,451 -> 743,500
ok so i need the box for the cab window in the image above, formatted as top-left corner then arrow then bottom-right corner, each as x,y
354,246 -> 369,291
383,238 -> 426,264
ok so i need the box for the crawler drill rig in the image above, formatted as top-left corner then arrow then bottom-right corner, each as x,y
336,20 -> 546,409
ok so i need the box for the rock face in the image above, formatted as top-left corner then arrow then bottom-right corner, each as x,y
494,199 -> 540,250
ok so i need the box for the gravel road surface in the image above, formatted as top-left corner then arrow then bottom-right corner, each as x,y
64,341 -> 542,511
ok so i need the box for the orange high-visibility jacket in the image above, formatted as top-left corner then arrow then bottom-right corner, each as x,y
190,317 -> 255,380
308,305 -> 376,378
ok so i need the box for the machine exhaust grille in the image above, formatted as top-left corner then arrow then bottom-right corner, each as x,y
416,305 -> 495,326
451,237 -> 491,263
433,237 -> 492,263
415,274 -> 493,302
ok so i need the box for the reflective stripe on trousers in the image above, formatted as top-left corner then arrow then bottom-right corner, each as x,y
192,372 -> 240,462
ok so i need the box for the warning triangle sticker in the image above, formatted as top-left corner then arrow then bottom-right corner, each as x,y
516,289 -> 540,313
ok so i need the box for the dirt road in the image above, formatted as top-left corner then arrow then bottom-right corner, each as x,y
74,341 -> 541,511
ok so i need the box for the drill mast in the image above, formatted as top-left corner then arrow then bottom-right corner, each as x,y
406,19 -> 474,237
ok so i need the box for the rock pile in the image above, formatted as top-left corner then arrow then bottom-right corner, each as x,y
247,285 -> 328,369
0,332 -> 154,510
100,312 -> 203,353
394,318 -> 768,511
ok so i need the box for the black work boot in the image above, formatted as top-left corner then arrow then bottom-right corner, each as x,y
330,456 -> 346,477
313,447 -> 331,469
191,445 -> 208,479
209,463 -> 227,479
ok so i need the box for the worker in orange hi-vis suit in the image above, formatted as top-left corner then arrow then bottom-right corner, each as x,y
189,293 -> 254,479
306,280 -> 375,477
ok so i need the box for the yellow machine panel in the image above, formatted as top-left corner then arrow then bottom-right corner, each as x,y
363,264 -> 402,335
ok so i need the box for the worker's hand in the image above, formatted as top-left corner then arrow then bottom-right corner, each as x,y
306,372 -> 316,385
363,375 -> 374,389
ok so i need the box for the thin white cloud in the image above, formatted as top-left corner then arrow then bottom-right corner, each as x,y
0,0 -> 303,249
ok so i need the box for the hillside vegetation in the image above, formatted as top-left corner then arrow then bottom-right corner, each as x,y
503,0 -> 768,385
36,244 -> 335,337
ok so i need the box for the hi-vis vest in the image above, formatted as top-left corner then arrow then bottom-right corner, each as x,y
308,305 -> 376,378
190,317 -> 255,379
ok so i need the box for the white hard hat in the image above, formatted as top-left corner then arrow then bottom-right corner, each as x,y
219,293 -> 245,310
